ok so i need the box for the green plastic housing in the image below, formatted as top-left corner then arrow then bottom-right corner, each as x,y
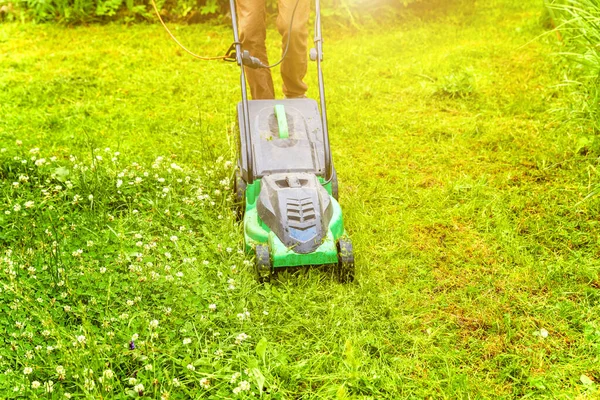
243,179 -> 345,267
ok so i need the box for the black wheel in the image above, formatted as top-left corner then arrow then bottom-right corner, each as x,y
336,238 -> 355,283
255,245 -> 272,283
233,169 -> 246,221
331,167 -> 339,201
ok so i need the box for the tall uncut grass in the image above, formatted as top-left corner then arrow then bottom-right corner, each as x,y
546,0 -> 600,132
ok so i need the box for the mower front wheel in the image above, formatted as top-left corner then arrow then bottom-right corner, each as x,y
336,238 -> 355,283
255,245 -> 272,283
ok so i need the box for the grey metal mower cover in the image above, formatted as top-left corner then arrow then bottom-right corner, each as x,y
257,173 -> 333,254
237,99 -> 326,181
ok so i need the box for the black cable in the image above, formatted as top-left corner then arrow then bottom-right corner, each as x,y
258,0 -> 301,69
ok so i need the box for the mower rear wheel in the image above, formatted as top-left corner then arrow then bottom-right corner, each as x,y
233,169 -> 246,221
255,245 -> 272,283
336,238 -> 355,283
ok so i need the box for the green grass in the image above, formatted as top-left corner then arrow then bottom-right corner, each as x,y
546,0 -> 600,133
1,0 -> 600,398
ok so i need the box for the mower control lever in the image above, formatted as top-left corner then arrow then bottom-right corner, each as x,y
242,50 -> 267,69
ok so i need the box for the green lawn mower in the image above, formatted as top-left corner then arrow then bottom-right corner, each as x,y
229,0 -> 355,283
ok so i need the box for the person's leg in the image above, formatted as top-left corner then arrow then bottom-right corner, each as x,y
237,0 -> 275,99
276,0 -> 310,98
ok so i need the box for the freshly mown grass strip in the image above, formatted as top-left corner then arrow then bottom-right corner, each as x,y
1,0 -> 599,398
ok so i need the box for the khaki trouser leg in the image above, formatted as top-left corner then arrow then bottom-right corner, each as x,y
277,0 -> 310,98
237,0 -> 275,99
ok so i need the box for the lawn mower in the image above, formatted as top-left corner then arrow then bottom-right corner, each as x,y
150,0 -> 354,283
228,0 -> 355,283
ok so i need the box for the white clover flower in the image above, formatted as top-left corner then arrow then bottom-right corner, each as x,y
84,378 -> 95,391
99,267 -> 107,274
35,158 -> 46,166
208,304 -> 217,311
163,187 -> 170,193
540,328 -> 549,338
31,381 -> 41,389
199,377 -> 210,389
134,383 -> 144,393
239,380 -> 250,391
230,372 -> 241,383
56,366 -> 65,376
23,367 -> 33,375
128,377 -> 137,385
64,305 -> 71,312
149,319 -> 159,329
237,310 -> 251,321
170,235 -> 178,242
132,333 -> 139,341
64,393 -> 72,398
24,201 -> 34,208
176,272 -> 184,278
144,364 -> 153,371
172,378 -> 181,387
186,364 -> 195,371
103,370 -> 114,379
77,335 -> 86,344
13,204 -> 21,212
182,338 -> 192,345
235,333 -> 250,344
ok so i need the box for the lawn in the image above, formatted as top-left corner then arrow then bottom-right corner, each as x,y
1,0 -> 599,398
